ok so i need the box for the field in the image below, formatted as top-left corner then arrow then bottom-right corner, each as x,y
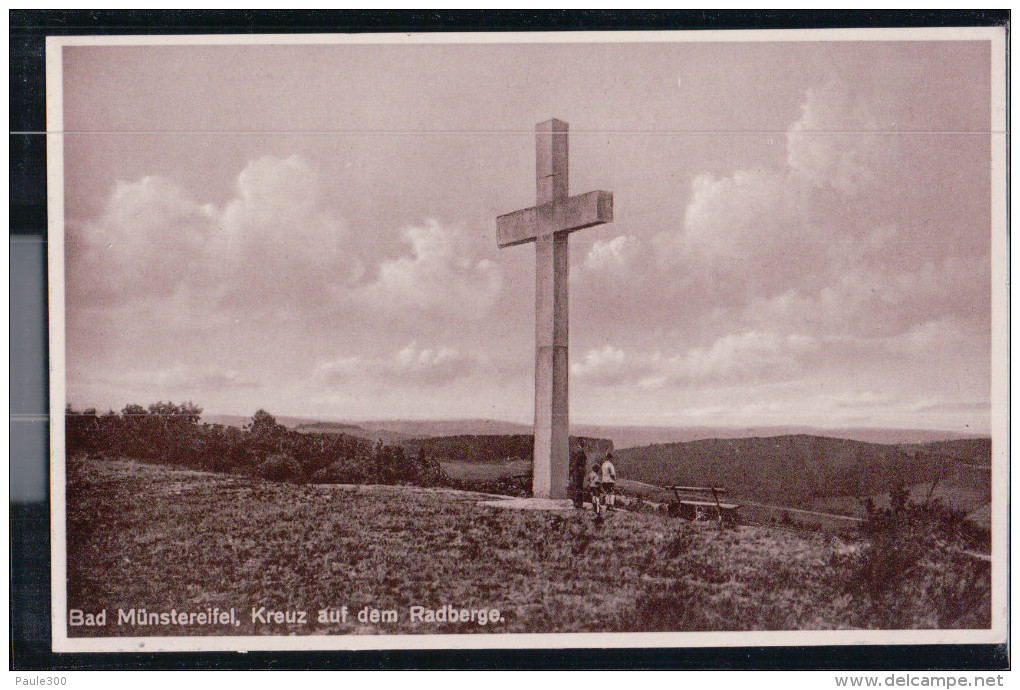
65,456 -> 990,636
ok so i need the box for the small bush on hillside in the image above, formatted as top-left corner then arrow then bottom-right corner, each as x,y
846,485 -> 991,628
257,453 -> 304,483
463,474 -> 531,497
309,457 -> 373,484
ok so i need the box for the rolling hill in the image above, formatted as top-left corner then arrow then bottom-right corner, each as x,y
612,434 -> 976,508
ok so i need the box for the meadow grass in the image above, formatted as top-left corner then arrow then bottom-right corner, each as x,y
65,456 -> 987,636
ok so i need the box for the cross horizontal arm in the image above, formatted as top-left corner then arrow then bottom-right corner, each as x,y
496,190 -> 614,248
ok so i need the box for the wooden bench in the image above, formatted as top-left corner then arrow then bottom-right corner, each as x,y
667,485 -> 741,525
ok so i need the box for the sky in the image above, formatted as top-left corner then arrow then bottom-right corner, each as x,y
59,35 -> 997,432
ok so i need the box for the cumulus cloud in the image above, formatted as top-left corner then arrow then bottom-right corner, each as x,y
67,155 -> 362,315
572,332 -> 821,389
316,342 -> 487,387
679,167 -> 807,260
67,157 -> 504,326
213,155 -> 362,310
659,82 -> 887,296
582,235 -> 641,273
786,81 -> 884,195
643,331 -> 821,388
66,175 -> 215,308
668,166 -> 829,308
365,219 -> 503,318
651,79 -> 988,354
571,345 -> 640,385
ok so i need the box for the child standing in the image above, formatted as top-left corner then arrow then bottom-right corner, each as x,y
601,452 -> 617,512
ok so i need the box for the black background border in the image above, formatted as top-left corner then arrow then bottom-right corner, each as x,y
10,9 -> 1010,671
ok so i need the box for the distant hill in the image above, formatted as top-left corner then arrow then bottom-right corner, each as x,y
202,413 -> 327,429
613,434 -> 954,508
406,434 -> 614,462
357,419 -> 534,438
357,421 -> 983,449
572,425 -> 986,449
203,414 -> 982,450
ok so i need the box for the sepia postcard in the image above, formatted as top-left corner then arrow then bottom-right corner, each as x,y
47,27 -> 1007,653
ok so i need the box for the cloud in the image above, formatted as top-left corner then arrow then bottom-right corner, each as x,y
658,82 -> 887,299
213,155 -> 362,310
647,79 -> 988,351
643,331 -> 821,388
882,318 -> 973,357
773,254 -> 991,339
316,342 -> 487,387
67,155 -> 362,315
67,157 -> 505,327
66,175 -> 215,309
786,81 -> 883,195
667,166 -> 828,308
582,235 -> 641,273
679,167 -> 806,260
571,345 -> 642,385
365,219 -> 503,318
77,365 -> 260,400
572,332 -> 821,389
906,398 -> 991,414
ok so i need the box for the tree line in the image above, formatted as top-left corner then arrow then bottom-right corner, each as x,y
65,402 -> 449,486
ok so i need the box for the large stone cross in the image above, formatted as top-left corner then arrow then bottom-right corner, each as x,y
496,119 -> 614,499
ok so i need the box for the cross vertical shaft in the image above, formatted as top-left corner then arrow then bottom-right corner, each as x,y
533,119 -> 570,499
495,118 -> 612,500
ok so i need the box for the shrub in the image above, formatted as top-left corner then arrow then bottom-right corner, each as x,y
257,453 -> 304,483
309,458 -> 372,484
847,487 -> 991,628
469,474 -> 531,498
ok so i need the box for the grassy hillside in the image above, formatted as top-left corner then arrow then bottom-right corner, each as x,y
613,435 -> 948,508
65,456 -> 989,636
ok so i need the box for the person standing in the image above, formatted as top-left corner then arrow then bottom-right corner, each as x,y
601,452 -> 617,512
585,463 -> 602,516
570,446 -> 588,509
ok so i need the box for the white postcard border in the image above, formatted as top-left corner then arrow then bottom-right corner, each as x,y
46,25 -> 1008,654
